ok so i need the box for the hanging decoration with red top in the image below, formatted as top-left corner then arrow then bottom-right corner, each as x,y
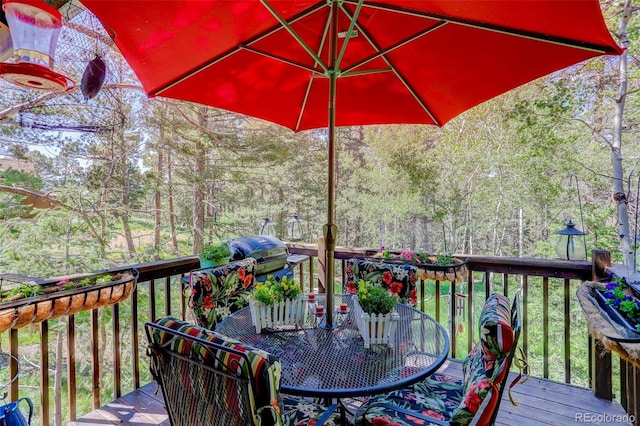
0,0 -> 73,91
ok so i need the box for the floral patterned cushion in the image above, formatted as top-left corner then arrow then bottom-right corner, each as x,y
354,373 -> 463,425
148,317 -> 343,426
282,395 -> 345,426
345,259 -> 418,306
188,257 -> 257,329
355,293 -> 515,426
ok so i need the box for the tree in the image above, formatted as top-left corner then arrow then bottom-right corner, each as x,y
609,0 -> 635,267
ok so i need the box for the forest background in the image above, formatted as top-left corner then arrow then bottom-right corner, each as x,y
0,1 -> 638,280
0,3 -> 637,424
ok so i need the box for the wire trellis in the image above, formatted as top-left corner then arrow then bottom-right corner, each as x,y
0,2 -> 139,134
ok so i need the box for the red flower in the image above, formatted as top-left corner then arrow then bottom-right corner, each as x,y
244,275 -> 253,288
372,417 -> 402,426
347,282 -> 357,294
405,415 -> 425,425
382,271 -> 393,285
409,289 -> 417,306
423,409 -> 444,420
464,378 -> 491,413
464,391 -> 483,413
203,295 -> 215,309
238,268 -> 245,280
202,276 -> 213,291
390,281 -> 403,294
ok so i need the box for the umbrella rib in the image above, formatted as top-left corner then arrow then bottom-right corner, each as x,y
334,0 -> 365,72
153,1 -> 327,96
240,46 -> 325,75
352,1 -> 620,54
296,6 -> 334,131
341,22 -> 446,75
341,7 -> 441,125
260,0 -> 329,73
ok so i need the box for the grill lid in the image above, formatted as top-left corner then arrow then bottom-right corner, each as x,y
229,236 -> 288,261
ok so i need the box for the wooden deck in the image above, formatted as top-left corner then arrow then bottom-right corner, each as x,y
69,360 -> 632,426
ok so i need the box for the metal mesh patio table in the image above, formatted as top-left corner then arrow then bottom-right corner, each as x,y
215,294 -> 449,399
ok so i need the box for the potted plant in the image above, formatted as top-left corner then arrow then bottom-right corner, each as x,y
198,241 -> 231,268
248,275 -> 305,333
0,270 -> 138,333
352,280 -> 400,348
594,275 -> 640,333
376,246 -> 468,282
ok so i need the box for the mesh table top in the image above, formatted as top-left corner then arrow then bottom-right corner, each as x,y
215,294 -> 449,398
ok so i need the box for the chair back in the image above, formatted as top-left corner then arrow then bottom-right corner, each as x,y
145,316 -> 284,426
485,292 -> 522,425
449,292 -> 518,426
188,257 -> 257,329
345,258 -> 418,305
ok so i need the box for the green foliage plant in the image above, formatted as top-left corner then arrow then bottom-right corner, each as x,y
199,242 -> 231,262
251,275 -> 300,306
95,274 -> 112,285
602,276 -> 640,332
0,283 -> 43,301
356,280 -> 397,315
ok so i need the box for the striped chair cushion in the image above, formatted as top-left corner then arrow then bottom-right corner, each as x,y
477,292 -> 514,356
150,316 -> 283,425
452,293 -> 513,425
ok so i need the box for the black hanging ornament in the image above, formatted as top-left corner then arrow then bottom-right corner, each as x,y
81,56 -> 106,100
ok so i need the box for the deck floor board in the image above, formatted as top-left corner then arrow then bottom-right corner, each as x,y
70,360 -> 632,425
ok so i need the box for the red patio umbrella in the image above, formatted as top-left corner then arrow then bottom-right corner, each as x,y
80,0 -> 621,326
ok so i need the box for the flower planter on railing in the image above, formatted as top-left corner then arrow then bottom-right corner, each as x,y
0,269 -> 138,333
416,257 -> 468,283
588,278 -> 640,339
363,255 -> 468,282
248,296 -> 305,333
352,297 -> 400,348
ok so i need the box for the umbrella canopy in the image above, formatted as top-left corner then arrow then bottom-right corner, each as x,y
81,0 -> 620,130
81,0 -> 621,325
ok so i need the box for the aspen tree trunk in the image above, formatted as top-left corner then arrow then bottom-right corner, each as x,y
611,0 -> 633,267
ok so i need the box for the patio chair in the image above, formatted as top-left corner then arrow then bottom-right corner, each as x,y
345,258 -> 418,306
187,257 -> 257,329
145,316 -> 346,426
354,292 -> 522,426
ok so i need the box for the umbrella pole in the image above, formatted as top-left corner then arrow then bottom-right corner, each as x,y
322,1 -> 339,329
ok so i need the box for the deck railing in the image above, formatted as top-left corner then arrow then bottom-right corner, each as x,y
0,246 -> 631,425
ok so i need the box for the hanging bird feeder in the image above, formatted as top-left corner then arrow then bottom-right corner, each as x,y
0,0 -> 73,91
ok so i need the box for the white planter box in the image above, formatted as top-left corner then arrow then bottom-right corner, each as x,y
352,298 -> 400,348
249,297 -> 305,333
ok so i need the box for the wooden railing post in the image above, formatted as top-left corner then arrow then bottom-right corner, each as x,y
592,249 -> 611,280
590,336 -> 613,400
590,250 -> 613,400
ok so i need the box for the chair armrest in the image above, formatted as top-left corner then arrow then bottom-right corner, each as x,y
361,401 -> 451,426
